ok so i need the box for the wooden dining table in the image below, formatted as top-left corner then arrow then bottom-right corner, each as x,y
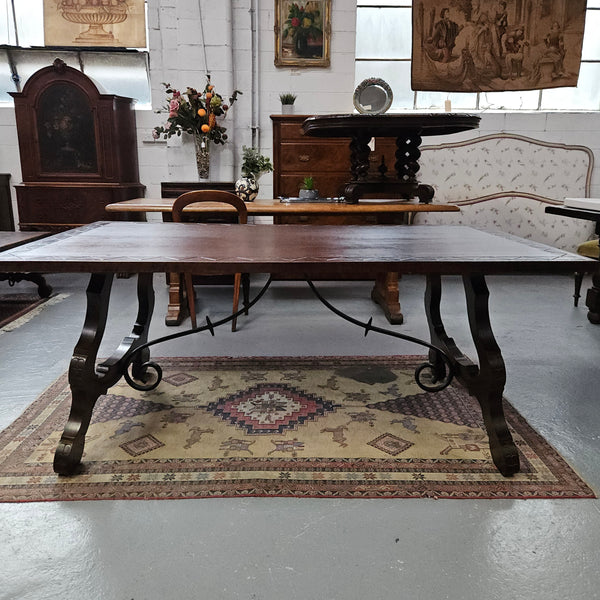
105,197 -> 460,325
0,221 -> 595,477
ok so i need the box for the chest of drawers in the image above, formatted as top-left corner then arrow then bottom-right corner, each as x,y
271,114 -> 398,205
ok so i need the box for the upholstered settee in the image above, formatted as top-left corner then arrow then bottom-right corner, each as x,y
413,133 -> 595,253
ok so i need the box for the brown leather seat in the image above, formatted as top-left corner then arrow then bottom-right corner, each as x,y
172,190 -> 249,331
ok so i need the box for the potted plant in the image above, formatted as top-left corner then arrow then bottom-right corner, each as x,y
279,92 -> 297,114
235,146 -> 274,202
299,176 -> 319,200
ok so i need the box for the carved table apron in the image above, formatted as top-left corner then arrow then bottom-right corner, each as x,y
0,221 -> 595,478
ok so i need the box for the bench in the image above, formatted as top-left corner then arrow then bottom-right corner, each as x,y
413,133 -> 595,253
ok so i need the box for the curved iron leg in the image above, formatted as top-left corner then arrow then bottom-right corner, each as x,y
424,274 -> 520,476
53,272 -> 155,475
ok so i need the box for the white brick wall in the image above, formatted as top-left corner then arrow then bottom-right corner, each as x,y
1,0 -> 600,225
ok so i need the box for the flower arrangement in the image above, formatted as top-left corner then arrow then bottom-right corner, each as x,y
153,76 -> 242,145
241,146 -> 274,179
283,2 -> 324,47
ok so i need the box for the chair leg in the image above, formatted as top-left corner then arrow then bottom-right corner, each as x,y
231,272 -> 242,332
241,273 -> 250,315
574,272 -> 584,307
184,273 -> 197,328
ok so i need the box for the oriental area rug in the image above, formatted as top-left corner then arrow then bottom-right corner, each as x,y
0,356 -> 594,502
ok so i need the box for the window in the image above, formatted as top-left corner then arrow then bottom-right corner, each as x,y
356,0 -> 600,111
0,0 -> 150,108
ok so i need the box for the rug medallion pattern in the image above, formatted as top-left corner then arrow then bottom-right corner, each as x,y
0,356 -> 594,502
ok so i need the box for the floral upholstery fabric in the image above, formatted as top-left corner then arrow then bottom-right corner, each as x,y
414,133 -> 595,252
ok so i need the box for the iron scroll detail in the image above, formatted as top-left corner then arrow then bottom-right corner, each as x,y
305,279 -> 454,392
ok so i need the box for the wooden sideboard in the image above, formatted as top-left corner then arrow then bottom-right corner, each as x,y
271,114 -> 401,221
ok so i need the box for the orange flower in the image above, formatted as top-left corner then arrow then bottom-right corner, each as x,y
201,124 -> 211,133
197,108 -> 206,117
205,92 -> 212,100
208,85 -> 214,91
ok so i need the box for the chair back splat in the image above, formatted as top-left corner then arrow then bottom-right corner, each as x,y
172,190 -> 248,224
171,190 -> 250,331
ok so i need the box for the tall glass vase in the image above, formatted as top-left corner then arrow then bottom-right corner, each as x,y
193,134 -> 210,180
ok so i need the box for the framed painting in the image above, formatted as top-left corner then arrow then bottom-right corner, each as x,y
43,0 -> 146,48
275,0 -> 331,67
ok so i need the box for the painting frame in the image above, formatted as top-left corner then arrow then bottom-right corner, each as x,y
274,0 -> 331,68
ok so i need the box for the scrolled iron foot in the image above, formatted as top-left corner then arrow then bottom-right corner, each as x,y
124,360 -> 163,391
415,359 -> 452,392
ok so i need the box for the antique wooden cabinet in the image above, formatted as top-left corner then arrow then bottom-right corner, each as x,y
11,58 -> 144,231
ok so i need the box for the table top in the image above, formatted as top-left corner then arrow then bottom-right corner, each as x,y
0,231 -> 52,252
0,222 -> 593,278
545,205 -> 600,222
302,113 -> 481,139
105,197 -> 461,215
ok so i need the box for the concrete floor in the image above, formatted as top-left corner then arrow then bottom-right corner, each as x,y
0,272 -> 599,600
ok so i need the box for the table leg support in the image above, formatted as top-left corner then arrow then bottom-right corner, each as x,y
54,272 -> 155,475
166,272 -> 186,325
425,274 -> 520,476
371,273 -> 404,324
585,267 -> 600,324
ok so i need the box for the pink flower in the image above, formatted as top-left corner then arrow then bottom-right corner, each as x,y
152,128 -> 159,139
291,17 -> 300,27
168,98 -> 180,117
172,91 -> 181,98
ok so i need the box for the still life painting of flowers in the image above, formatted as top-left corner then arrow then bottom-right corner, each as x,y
275,0 -> 331,67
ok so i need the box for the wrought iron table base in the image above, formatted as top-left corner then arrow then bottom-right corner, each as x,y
53,271 -> 519,478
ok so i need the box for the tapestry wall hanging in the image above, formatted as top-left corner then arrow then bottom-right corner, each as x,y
411,0 -> 587,92
43,0 -> 147,48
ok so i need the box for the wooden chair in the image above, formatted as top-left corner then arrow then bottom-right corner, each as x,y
172,190 -> 249,331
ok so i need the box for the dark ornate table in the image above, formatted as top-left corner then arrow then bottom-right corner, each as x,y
302,113 -> 480,203
0,221 -> 595,477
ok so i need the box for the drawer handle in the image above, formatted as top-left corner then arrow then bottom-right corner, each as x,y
298,154 -> 310,162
